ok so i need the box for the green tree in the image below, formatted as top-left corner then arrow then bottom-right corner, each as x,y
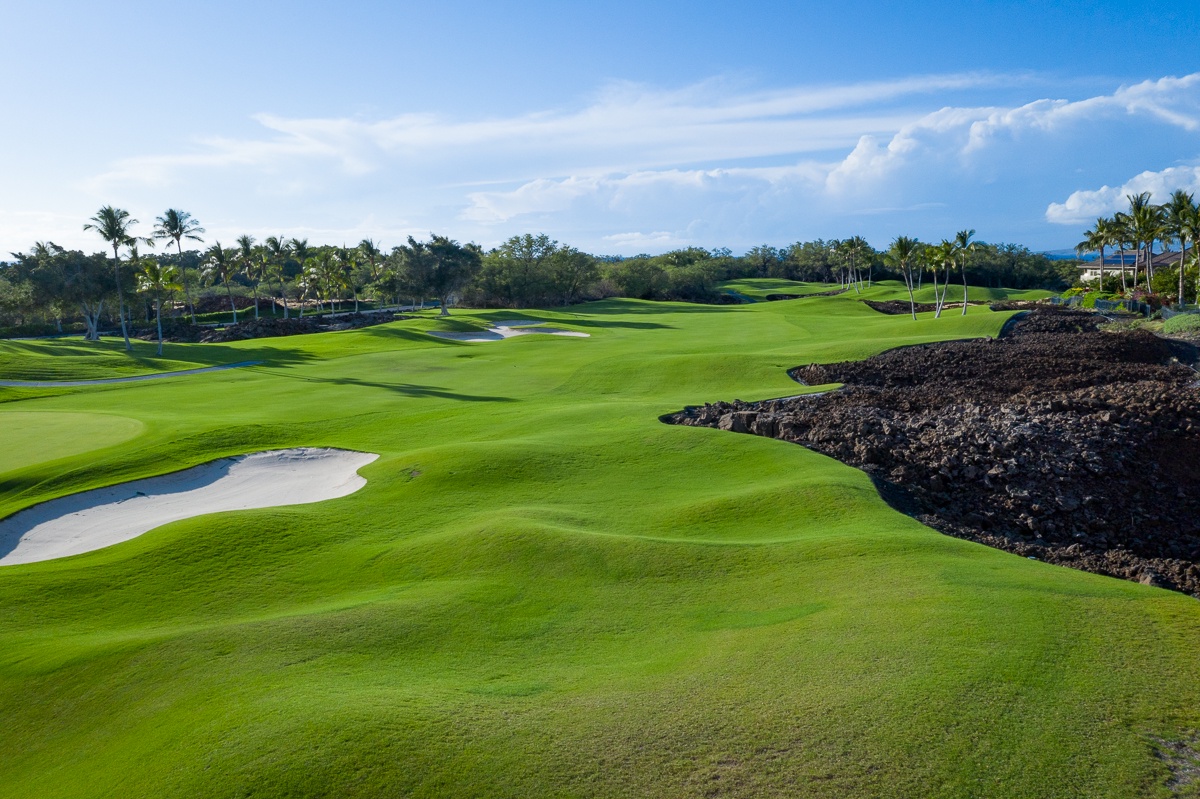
885,235 -> 922,320
928,240 -> 956,318
236,235 -> 260,318
1165,190 -> 1197,304
84,205 -> 148,351
264,236 -> 289,317
136,260 -> 183,356
396,235 -> 482,316
289,238 -> 311,315
202,243 -> 240,323
152,209 -> 205,323
954,229 -> 976,315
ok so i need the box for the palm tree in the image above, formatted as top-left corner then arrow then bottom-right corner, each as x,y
202,243 -> 240,323
358,238 -> 383,285
1082,216 -> 1120,291
929,240 -> 956,318
289,238 -> 311,316
954,229 -> 976,315
336,245 -> 361,311
886,236 -> 922,320
137,261 -> 182,356
84,205 -> 148,351
1185,207 -> 1200,305
264,236 -> 289,317
1112,211 -> 1132,293
1127,193 -> 1166,291
152,209 -> 205,323
1166,190 -> 1197,305
236,235 -> 259,318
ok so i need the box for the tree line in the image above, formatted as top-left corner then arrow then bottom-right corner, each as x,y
0,205 -> 1079,344
1077,190 -> 1200,301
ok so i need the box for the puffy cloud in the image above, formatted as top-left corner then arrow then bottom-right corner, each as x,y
1046,165 -> 1200,225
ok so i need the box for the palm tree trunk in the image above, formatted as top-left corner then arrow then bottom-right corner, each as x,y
175,242 -> 198,324
1179,240 -> 1187,307
1118,245 -> 1127,292
226,282 -> 238,324
905,266 -> 916,320
155,298 -> 164,357
960,259 -> 969,316
112,245 -> 132,351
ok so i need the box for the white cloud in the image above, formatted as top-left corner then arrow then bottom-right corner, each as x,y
1046,165 -> 1200,224
602,231 -> 681,249
87,73 -> 1006,194
8,71 -> 1200,255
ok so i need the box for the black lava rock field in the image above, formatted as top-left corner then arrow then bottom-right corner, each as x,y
665,309 -> 1200,596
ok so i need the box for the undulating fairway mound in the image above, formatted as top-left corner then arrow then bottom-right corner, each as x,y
1,294 -> 1198,798
0,448 -> 377,565
668,309 -> 1200,595
428,319 -> 590,341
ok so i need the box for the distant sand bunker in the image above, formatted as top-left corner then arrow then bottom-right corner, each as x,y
429,320 -> 589,342
0,448 -> 379,566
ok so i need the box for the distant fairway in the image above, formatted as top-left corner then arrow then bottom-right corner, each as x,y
720,277 -> 1054,303
0,287 -> 1196,798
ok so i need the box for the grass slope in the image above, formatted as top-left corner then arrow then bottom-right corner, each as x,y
0,291 -> 1196,799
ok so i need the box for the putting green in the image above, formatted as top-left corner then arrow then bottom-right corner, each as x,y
0,287 -> 1195,799
0,411 -> 143,474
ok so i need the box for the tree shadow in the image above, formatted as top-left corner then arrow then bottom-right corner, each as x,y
356,326 -> 461,344
566,300 -> 731,315
265,371 -> 517,402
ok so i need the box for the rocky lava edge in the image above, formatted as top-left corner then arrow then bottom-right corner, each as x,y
664,309 -> 1200,596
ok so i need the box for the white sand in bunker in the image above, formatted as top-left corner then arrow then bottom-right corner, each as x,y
428,320 -> 590,342
0,448 -> 379,566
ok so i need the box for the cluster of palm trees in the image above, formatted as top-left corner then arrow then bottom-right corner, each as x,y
882,230 -> 977,320
83,205 -> 400,355
1077,190 -> 1200,301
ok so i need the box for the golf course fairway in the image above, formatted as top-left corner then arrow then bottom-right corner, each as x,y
0,283 -> 1197,798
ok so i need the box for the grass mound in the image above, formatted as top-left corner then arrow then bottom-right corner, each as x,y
1164,313 -> 1200,335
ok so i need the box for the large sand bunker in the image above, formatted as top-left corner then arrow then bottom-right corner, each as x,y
428,320 -> 589,342
0,448 -> 378,566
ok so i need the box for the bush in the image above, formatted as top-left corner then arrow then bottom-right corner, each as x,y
1162,313 -> 1200,334
1080,292 -> 1120,309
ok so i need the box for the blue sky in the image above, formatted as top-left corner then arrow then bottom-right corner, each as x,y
3,0 -> 1200,255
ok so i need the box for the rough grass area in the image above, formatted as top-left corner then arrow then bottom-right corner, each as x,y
0,290 -> 1197,798
1164,314 -> 1200,335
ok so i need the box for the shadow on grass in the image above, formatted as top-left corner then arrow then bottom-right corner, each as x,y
262,371 -> 518,402
570,300 -> 729,316
356,326 -> 468,345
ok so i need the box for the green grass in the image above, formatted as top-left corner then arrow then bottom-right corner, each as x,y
0,289 -> 1197,798
718,278 -> 1054,304
718,278 -> 838,300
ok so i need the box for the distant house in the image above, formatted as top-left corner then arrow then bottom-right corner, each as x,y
1078,246 -> 1194,283
1151,246 -> 1195,270
1078,253 -> 1136,283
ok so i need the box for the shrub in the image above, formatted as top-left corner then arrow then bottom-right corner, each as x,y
1162,313 -> 1200,334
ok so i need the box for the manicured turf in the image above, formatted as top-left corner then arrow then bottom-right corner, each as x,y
718,278 -> 837,300
0,290 -> 1197,798
720,277 -> 1054,304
